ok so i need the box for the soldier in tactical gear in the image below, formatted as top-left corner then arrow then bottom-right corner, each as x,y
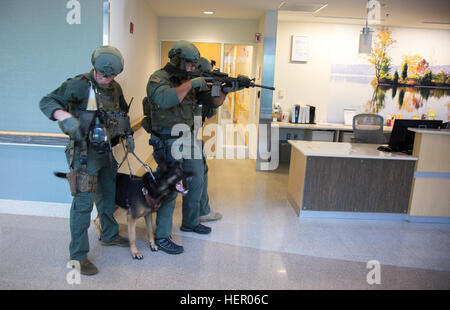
143,41 -> 242,254
192,57 -> 222,223
39,46 -> 134,275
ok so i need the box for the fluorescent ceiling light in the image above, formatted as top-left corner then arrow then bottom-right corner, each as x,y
278,2 -> 328,14
203,11 -> 214,15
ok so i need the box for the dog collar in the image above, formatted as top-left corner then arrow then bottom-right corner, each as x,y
142,187 -> 161,212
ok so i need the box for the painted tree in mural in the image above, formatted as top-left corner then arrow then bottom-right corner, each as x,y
401,54 -> 427,80
401,63 -> 408,81
393,71 -> 399,85
434,70 -> 450,85
417,59 -> 430,76
368,27 -> 396,84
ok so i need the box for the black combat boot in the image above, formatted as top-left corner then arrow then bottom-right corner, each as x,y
180,223 -> 211,235
155,237 -> 184,254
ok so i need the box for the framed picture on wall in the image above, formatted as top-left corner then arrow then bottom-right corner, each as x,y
291,35 -> 309,62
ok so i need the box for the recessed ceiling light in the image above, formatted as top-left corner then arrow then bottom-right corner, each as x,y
203,11 -> 214,15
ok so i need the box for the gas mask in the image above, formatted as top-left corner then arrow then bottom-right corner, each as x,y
89,117 -> 111,154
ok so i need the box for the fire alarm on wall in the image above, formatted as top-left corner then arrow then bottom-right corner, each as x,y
130,22 -> 134,34
255,33 -> 261,43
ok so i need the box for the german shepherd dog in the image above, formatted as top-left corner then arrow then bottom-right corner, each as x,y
56,162 -> 193,259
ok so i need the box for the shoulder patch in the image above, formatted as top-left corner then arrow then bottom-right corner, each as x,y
150,76 -> 161,83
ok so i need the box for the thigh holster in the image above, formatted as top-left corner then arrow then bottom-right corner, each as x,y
67,168 -> 98,195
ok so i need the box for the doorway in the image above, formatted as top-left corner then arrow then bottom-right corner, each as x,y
220,44 -> 256,157
159,41 -> 257,158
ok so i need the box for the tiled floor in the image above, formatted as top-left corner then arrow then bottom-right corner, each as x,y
0,159 -> 449,289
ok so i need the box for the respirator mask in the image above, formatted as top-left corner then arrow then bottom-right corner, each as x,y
89,118 -> 111,154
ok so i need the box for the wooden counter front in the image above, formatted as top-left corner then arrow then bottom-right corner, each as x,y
287,141 -> 417,216
408,128 -> 450,218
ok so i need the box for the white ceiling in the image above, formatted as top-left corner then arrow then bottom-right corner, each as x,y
147,0 -> 450,30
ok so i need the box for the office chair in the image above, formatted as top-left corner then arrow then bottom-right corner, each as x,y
352,113 -> 387,144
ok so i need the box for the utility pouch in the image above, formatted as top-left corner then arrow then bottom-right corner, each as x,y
67,168 -> 98,194
142,96 -> 151,116
77,171 -> 98,193
141,97 -> 153,134
109,114 -> 131,138
67,168 -> 78,195
141,116 -> 152,134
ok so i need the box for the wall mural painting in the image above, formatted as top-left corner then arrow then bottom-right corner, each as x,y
328,27 -> 450,124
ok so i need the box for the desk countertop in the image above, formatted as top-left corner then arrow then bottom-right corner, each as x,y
288,140 -> 418,161
273,121 -> 392,132
408,128 -> 450,135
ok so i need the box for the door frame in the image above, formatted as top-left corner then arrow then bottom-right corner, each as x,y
158,39 -> 260,159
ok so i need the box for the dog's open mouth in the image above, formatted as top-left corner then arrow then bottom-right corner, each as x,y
175,182 -> 188,195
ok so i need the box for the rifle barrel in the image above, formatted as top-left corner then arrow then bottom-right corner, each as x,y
252,84 -> 275,90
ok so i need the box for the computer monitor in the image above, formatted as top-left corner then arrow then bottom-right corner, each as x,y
388,119 -> 443,153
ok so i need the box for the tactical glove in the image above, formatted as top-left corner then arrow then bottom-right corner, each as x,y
191,77 -> 208,92
125,135 -> 135,153
58,117 -> 83,141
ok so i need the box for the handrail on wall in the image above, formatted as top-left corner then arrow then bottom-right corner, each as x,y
0,116 -> 144,147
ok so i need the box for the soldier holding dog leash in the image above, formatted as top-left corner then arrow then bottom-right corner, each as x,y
39,46 -> 133,275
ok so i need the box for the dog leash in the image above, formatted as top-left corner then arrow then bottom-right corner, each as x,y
118,140 -> 133,175
117,140 -> 161,211
118,139 -> 157,183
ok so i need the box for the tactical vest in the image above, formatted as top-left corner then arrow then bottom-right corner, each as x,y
144,69 -> 201,134
74,74 -> 130,142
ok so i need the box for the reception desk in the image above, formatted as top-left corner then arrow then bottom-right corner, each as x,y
287,141 -> 417,218
408,128 -> 450,219
273,121 -> 392,142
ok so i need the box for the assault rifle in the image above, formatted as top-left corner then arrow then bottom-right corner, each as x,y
187,69 -> 275,97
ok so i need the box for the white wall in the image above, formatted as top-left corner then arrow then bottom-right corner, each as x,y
274,22 -> 333,123
110,0 -> 159,120
274,21 -> 450,124
159,17 -> 259,44
109,0 -> 159,172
